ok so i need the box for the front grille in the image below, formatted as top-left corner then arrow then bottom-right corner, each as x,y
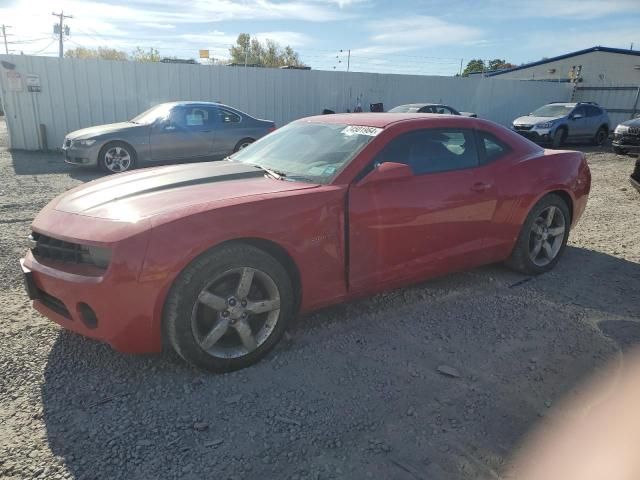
628,126 -> 640,136
38,289 -> 71,319
514,124 -> 533,131
31,232 -> 87,263
614,133 -> 640,146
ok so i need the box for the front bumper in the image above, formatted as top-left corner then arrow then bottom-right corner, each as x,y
62,141 -> 100,166
512,127 -> 553,144
21,207 -> 165,354
612,132 -> 640,152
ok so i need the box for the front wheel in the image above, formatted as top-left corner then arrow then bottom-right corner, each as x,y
593,127 -> 608,146
164,244 -> 294,372
98,142 -> 136,173
506,194 -> 570,275
551,128 -> 567,148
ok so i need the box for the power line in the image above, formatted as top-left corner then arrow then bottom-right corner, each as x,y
30,40 -> 57,55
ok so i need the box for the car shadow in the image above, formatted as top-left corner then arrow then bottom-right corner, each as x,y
40,246 -> 639,479
9,149 -> 103,182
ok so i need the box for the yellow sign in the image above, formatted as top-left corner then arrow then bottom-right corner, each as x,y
199,49 -> 210,59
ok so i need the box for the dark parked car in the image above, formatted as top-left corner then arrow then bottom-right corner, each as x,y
613,117 -> 640,155
62,102 -> 276,173
389,103 -> 477,117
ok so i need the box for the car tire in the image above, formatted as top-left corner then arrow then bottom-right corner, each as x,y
234,138 -> 255,152
505,193 -> 571,275
551,128 -> 567,148
592,126 -> 608,146
613,146 -> 626,155
98,141 -> 136,174
164,243 -> 295,373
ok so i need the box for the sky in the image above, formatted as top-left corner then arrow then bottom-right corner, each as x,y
0,0 -> 638,76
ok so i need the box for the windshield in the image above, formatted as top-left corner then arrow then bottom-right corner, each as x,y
230,121 -> 381,184
130,103 -> 174,124
530,104 -> 574,118
388,105 -> 421,113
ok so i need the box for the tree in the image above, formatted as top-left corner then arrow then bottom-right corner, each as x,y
487,58 -> 516,71
64,46 -> 127,61
228,34 -> 306,68
130,47 -> 161,63
462,59 -> 485,76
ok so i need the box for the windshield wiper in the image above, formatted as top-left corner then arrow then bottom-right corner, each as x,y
252,164 -> 286,180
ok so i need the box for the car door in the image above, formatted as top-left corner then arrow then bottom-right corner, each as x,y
210,107 -> 246,158
568,105 -> 590,139
150,105 -> 217,162
348,127 -> 499,291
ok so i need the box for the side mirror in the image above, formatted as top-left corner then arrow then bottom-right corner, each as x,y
359,162 -> 413,186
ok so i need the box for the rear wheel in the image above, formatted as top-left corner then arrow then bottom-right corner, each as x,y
593,126 -> 608,146
506,194 -> 570,275
551,128 -> 567,148
234,138 -> 255,152
164,244 -> 294,372
98,141 -> 136,173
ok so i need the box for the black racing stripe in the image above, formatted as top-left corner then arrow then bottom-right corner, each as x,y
86,170 -> 263,210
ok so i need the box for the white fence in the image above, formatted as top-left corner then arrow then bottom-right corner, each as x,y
0,54 -> 571,150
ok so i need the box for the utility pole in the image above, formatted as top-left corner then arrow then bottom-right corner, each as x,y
459,58 -> 463,76
52,11 -> 72,58
1,25 -> 12,54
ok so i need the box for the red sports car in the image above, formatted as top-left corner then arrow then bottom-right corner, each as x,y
21,113 -> 590,372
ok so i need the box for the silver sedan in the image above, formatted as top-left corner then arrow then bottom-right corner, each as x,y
62,101 -> 276,173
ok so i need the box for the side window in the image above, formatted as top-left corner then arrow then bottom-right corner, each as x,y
217,108 -> 242,124
476,131 -> 510,163
170,107 -> 208,129
573,106 -> 587,118
418,106 -> 436,114
441,106 -> 456,115
375,129 -> 479,175
586,105 -> 601,117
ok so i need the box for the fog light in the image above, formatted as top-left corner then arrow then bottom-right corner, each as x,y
78,303 -> 98,329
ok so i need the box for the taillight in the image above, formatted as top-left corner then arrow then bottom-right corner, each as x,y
267,125 -> 276,133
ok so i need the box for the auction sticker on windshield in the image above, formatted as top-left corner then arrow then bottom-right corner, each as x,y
341,125 -> 383,137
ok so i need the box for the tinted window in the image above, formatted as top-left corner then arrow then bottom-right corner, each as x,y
376,129 -> 479,174
477,131 -> 509,163
586,105 -> 602,117
573,106 -> 587,117
217,108 -> 242,123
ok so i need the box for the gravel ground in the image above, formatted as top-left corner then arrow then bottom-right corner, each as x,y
1,119 -> 639,480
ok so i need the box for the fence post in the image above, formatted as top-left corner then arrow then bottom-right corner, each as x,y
631,86 -> 640,119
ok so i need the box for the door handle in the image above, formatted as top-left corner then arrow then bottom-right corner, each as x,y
471,182 -> 492,192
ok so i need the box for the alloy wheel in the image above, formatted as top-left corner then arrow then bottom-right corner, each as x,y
104,146 -> 131,172
191,267 -> 281,359
528,205 -> 566,266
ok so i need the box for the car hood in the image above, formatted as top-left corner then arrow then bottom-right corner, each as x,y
67,122 -> 139,140
619,117 -> 640,128
53,162 -> 318,221
513,115 -> 563,126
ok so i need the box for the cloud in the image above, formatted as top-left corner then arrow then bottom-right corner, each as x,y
253,31 -> 311,47
362,15 -> 484,54
481,0 -> 639,19
137,22 -> 176,30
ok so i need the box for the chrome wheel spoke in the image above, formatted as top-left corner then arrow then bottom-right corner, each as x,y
200,317 -> 230,350
236,267 -> 255,298
545,206 -> 556,226
246,298 -> 280,314
198,291 -> 227,312
548,226 -> 565,237
542,240 -> 554,259
234,319 -> 257,351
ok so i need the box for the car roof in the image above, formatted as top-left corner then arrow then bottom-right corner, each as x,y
303,112 -> 472,128
160,101 -> 231,108
398,103 -> 443,107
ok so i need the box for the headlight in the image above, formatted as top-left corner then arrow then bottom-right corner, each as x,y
536,122 -> 554,129
74,139 -> 96,147
80,245 -> 111,269
615,124 -> 630,134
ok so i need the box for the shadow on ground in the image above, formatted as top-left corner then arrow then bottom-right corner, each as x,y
9,149 -> 103,182
40,246 -> 638,479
